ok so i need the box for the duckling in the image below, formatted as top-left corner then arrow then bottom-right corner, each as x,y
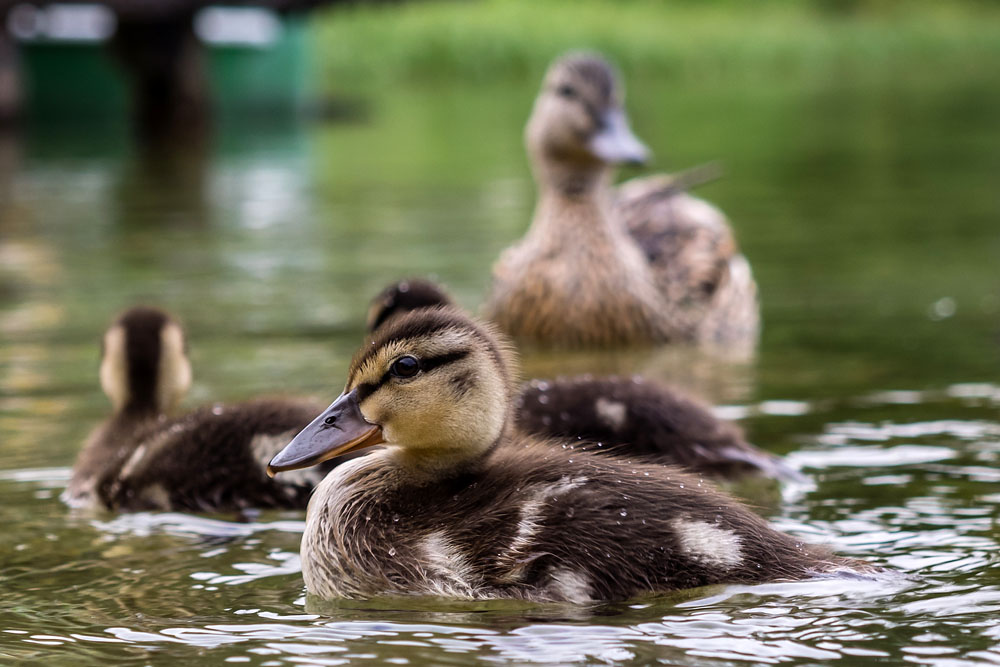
484,52 -> 758,348
268,307 -> 870,602
64,306 -> 329,513
368,279 -> 798,482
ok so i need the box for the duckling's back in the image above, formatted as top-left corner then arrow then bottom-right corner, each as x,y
301,441 -> 868,602
99,398 -> 328,512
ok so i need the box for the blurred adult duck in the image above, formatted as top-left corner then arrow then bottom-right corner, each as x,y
370,278 -> 798,482
484,52 -> 758,349
63,306 -> 328,513
268,306 -> 867,602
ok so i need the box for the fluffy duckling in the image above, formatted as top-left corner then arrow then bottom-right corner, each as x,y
484,52 -> 758,348
64,306 -> 328,512
368,279 -> 799,482
268,307 -> 868,602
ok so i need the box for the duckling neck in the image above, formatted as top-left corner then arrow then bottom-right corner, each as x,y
118,399 -> 162,421
384,439 -> 498,482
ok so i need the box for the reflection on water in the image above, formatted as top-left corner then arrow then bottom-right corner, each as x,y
1,64 -> 1000,664
1,397 -> 1000,662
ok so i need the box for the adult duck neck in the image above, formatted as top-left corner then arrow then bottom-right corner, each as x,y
529,161 -> 622,242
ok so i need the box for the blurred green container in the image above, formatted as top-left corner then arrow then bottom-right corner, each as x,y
19,15 -> 310,120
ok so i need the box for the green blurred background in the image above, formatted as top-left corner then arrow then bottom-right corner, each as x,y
1,2 -> 999,664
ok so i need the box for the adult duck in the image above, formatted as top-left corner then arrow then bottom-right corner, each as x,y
484,53 -> 758,349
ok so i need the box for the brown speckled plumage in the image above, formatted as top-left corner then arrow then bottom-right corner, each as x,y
273,307 -> 876,602
484,52 -> 759,349
515,376 -> 802,482
64,306 -> 331,513
96,398 -> 329,512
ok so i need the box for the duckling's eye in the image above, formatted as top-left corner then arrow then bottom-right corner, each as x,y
390,355 -> 421,379
556,84 -> 577,99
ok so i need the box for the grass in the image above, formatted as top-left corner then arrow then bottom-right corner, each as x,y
310,0 -> 1000,92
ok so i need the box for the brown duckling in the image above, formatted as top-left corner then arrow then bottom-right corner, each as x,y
484,52 -> 758,348
64,306 -> 328,513
368,278 -> 799,482
268,307 -> 871,602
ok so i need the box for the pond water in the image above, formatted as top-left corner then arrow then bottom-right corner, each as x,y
1,65 -> 999,665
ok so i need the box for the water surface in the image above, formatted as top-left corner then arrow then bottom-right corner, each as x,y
1,66 -> 998,664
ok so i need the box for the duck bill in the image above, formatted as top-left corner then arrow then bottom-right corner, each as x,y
589,109 -> 651,166
267,389 -> 384,476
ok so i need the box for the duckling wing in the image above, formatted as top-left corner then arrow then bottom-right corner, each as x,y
614,174 -> 759,344
514,377 -> 803,482
471,447 -> 861,601
99,399 -> 328,513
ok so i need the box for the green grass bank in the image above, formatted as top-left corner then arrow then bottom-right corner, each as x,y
311,0 -> 1000,91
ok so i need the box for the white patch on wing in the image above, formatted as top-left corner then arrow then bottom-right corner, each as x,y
119,444 -> 148,478
594,398 -> 627,430
421,530 -> 476,598
670,518 -> 743,569
547,567 -> 592,603
497,476 -> 587,582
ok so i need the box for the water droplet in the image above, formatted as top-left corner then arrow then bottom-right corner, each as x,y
392,514 -> 400,523
679,484 -> 685,489
568,459 -> 573,463
541,415 -> 552,425
643,472 -> 650,476
211,405 -> 224,415
538,394 -> 550,404
388,547 -> 396,556
619,509 -> 628,517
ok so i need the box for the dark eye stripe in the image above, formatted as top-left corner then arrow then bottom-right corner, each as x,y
353,349 -> 471,402
420,349 -> 469,372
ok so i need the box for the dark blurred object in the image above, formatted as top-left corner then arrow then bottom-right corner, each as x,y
0,1 -> 368,140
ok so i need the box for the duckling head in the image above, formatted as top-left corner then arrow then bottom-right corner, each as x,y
269,307 -> 518,475
365,278 -> 455,333
526,52 -> 650,180
99,306 -> 191,416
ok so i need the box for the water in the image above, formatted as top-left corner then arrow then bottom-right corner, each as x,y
1,64 -> 999,665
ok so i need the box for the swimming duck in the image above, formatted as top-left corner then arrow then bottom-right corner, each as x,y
268,307 -> 867,602
368,279 -> 798,482
484,52 -> 758,348
64,306 -> 329,512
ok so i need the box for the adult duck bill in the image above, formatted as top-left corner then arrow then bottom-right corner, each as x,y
267,389 -> 384,476
589,109 -> 651,166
